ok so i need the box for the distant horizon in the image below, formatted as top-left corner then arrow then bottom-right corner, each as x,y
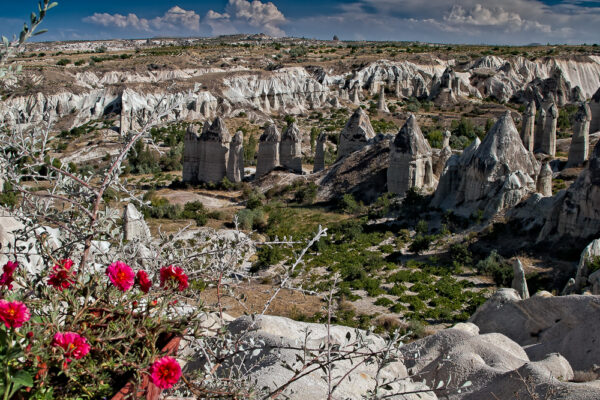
2,0 -> 600,46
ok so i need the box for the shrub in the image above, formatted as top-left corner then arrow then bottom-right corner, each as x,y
409,235 -> 432,254
56,58 -> 70,66
374,297 -> 394,307
294,182 -> 318,205
476,250 -> 513,286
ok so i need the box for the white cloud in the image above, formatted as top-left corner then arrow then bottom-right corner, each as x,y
84,6 -> 200,33
205,0 -> 287,37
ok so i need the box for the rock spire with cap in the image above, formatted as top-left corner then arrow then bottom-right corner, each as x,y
256,124 -> 281,178
280,122 -> 303,173
567,102 -> 592,167
197,117 -> 231,183
337,107 -> 376,159
521,101 -> 536,152
387,114 -> 434,196
227,131 -> 244,183
313,132 -> 327,173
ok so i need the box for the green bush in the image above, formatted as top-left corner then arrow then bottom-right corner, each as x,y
409,235 -> 432,254
374,297 -> 394,307
476,250 -> 513,286
56,58 -> 70,66
294,182 -> 318,205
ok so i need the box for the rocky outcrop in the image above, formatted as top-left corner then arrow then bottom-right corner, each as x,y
313,132 -> 327,173
377,86 -> 389,113
471,289 -> 600,372
442,130 -> 451,148
537,102 -> 558,156
521,101 -> 536,152
574,239 -> 600,292
226,131 -> 244,183
219,315 -> 435,400
591,87 -> 600,133
567,103 -> 592,167
432,112 -> 539,218
337,108 -> 376,159
387,114 -> 434,195
197,117 -> 231,184
256,124 -> 280,178
401,321 -> 597,400
534,106 -> 547,152
433,145 -> 452,177
279,123 -> 303,174
538,141 -> 600,241
511,258 -> 529,299
182,124 -> 202,183
123,204 -> 151,242
536,162 -> 553,196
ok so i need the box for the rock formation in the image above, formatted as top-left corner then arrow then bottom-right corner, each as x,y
432,112 -> 539,218
521,101 -> 536,152
182,124 -> 202,183
511,258 -> 529,299
537,102 -> 558,156
197,117 -> 231,184
350,87 -> 360,105
313,132 -> 327,173
123,203 -> 151,242
388,114 -> 434,196
279,122 -> 303,173
442,130 -> 451,148
226,131 -> 244,183
256,124 -> 280,178
217,315 -> 435,400
471,289 -> 600,372
377,86 -> 389,113
567,102 -> 592,167
433,146 -> 453,177
574,239 -> 600,292
534,106 -> 546,152
536,162 -> 553,196
590,87 -> 600,133
337,108 -> 376,159
401,321 -> 595,400
538,141 -> 600,241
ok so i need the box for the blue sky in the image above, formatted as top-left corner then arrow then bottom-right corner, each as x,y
1,0 -> 599,45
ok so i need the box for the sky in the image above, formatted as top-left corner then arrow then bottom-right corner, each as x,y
1,0 -> 600,45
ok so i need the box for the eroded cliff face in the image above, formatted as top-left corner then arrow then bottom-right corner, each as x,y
2,55 -> 599,132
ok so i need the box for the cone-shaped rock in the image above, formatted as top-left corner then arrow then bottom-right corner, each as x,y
521,101 -> 536,152
433,112 -> 539,218
567,103 -> 592,167
534,106 -> 546,151
123,203 -> 151,242
536,162 -> 553,197
351,88 -> 360,105
387,114 -> 434,195
183,124 -> 201,183
280,122 -> 303,174
227,131 -> 244,183
197,117 -> 231,184
313,132 -> 327,173
256,124 -> 280,178
337,108 -> 376,159
537,102 -> 558,156
590,87 -> 600,133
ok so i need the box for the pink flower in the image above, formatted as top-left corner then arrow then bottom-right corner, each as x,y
149,356 -> 181,389
48,259 -> 76,291
52,332 -> 91,363
106,261 -> 135,292
159,265 -> 188,292
136,270 -> 152,293
0,300 -> 30,329
0,261 -> 19,290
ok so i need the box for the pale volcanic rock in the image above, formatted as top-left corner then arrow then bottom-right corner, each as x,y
123,203 -> 151,242
521,101 -> 536,152
538,141 -> 600,241
540,102 -> 558,156
377,86 -> 389,113
511,258 -> 530,299
197,117 -> 231,184
567,102 -> 592,167
534,106 -> 547,152
337,108 -> 376,159
313,132 -> 327,173
255,124 -> 281,178
536,162 -> 553,197
432,112 -> 538,218
226,131 -> 244,183
182,124 -> 202,184
387,114 -> 435,196
219,315 -> 436,400
471,289 -> 600,372
279,122 -> 303,174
